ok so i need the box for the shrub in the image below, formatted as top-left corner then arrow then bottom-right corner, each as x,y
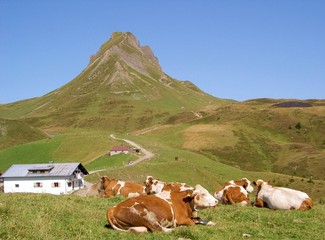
295,122 -> 302,130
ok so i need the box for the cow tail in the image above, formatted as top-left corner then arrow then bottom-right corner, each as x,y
106,208 -> 128,232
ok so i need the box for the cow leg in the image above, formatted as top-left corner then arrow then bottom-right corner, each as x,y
107,204 -> 171,232
221,192 -> 230,204
254,198 -> 264,208
129,227 -> 148,233
239,198 -> 251,206
177,217 -> 196,226
224,191 -> 236,205
107,208 -> 131,232
129,226 -> 172,233
138,208 -> 173,232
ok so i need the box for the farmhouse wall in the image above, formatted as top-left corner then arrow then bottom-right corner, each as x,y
3,177 -> 83,195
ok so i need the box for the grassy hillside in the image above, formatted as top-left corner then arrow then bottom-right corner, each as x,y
0,118 -> 48,150
0,132 -> 110,171
178,100 -> 325,180
0,193 -> 324,239
1,100 -> 324,200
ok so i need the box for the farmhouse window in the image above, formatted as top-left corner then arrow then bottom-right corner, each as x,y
34,182 -> 43,188
15,184 -> 19,188
67,182 -> 72,187
52,182 -> 60,188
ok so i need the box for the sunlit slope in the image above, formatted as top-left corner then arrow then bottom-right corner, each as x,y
136,99 -> 325,180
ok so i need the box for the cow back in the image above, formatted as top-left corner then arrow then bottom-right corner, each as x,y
119,182 -> 146,198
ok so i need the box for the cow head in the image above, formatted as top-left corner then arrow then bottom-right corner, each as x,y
252,179 -> 271,208
145,176 -> 155,185
190,185 -> 218,211
101,176 -> 108,187
253,179 -> 271,188
101,176 -> 118,189
241,178 -> 254,193
253,179 -> 270,194
145,176 -> 164,194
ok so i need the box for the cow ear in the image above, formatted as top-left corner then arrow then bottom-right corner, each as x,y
183,192 -> 194,203
253,181 -> 257,186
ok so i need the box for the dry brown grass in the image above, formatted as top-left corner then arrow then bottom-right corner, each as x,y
182,124 -> 238,150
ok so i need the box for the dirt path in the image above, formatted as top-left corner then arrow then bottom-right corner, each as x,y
87,134 -> 154,175
109,134 -> 154,166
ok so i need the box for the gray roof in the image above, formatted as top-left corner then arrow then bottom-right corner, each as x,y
1,163 -> 88,178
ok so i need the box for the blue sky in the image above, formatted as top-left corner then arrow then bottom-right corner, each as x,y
0,1 -> 324,103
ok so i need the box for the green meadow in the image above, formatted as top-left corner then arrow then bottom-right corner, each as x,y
0,193 -> 324,240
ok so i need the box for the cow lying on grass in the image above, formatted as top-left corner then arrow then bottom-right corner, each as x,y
253,179 -> 313,210
106,184 -> 218,232
101,176 -> 146,198
214,178 -> 254,206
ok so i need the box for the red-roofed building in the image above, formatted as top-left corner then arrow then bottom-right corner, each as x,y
109,146 -> 130,156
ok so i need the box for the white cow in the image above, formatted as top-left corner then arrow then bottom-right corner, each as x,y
253,179 -> 313,210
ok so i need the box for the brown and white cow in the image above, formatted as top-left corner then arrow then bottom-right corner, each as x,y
214,178 -> 254,205
145,176 -> 193,194
106,184 -> 218,232
253,179 -> 313,210
101,176 -> 146,198
221,185 -> 251,206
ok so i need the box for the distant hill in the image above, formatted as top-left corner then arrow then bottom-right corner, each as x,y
272,101 -> 312,108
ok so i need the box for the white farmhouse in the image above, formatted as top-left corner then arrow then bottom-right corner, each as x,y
1,162 -> 88,195
109,145 -> 130,156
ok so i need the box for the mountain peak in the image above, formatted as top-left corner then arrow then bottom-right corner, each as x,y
89,32 -> 139,63
88,32 -> 163,80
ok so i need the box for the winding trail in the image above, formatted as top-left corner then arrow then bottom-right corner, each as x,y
88,134 -> 154,175
74,134 -> 155,196
109,134 -> 155,166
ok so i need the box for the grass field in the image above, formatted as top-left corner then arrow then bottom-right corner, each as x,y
1,128 -> 325,200
0,193 -> 324,240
